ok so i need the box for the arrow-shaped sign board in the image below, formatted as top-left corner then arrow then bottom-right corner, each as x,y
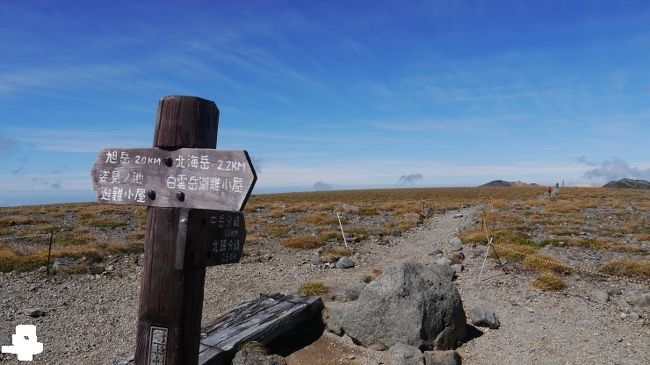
91,148 -> 257,211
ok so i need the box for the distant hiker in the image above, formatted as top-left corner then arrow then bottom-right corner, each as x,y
555,182 -> 559,189
547,186 -> 552,196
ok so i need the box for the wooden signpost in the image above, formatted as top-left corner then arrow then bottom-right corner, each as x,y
91,148 -> 255,211
90,96 -> 256,364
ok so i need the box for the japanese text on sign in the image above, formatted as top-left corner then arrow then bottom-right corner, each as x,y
92,148 -> 256,210
209,212 -> 243,264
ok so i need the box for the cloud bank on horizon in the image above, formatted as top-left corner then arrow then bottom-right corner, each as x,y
580,157 -> 650,182
1,1 -> 650,205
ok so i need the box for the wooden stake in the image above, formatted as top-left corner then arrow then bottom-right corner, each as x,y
134,96 -> 219,365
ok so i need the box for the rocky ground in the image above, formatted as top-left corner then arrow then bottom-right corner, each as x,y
1,205 -> 649,364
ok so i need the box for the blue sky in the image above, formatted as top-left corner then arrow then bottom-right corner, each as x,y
1,0 -> 650,206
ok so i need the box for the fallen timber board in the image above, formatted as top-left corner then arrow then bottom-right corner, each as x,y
198,293 -> 323,365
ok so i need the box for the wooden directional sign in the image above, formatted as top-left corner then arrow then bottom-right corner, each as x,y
91,148 -> 256,211
187,210 -> 246,268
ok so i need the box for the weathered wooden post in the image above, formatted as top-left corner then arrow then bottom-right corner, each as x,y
90,95 -> 256,365
135,96 -> 216,364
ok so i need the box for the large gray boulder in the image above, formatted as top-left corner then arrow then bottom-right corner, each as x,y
327,262 -> 466,350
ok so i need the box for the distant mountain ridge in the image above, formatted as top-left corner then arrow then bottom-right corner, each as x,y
480,180 -> 539,187
603,178 -> 650,189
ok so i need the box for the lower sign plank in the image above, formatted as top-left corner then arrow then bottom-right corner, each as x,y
91,148 -> 256,211
188,210 -> 246,267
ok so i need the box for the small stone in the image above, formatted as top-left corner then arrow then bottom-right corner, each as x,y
89,264 -> 105,275
430,249 -> 443,256
435,257 -> 453,266
53,257 -> 76,271
467,307 -> 500,329
590,290 -> 609,304
451,264 -> 463,274
448,237 -> 462,250
625,291 -> 650,307
336,256 -> 356,269
608,286 -> 622,296
629,312 -> 640,321
453,214 -> 464,218
423,350 -> 462,365
310,256 -> 324,265
388,343 -> 424,365
448,251 -> 464,264
345,236 -> 359,243
25,309 -> 46,318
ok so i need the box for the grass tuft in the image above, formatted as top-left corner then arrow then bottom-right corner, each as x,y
532,272 -> 567,291
300,213 -> 339,225
0,215 -> 34,227
522,254 -> 569,274
298,281 -> 330,296
599,259 -> 650,279
321,246 -> 353,263
83,216 -> 128,228
282,236 -> 322,249
237,341 -> 268,355
265,223 -> 290,238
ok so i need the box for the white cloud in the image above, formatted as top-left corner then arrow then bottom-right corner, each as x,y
582,157 -> 650,181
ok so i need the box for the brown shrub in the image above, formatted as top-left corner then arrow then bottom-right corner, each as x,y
0,215 -> 33,227
321,246 -> 353,263
266,223 -> 290,238
599,259 -> 650,279
300,213 -> 338,225
282,236 -> 322,249
532,273 -> 566,291
522,254 -> 569,274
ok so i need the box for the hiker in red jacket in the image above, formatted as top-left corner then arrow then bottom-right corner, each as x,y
547,186 -> 552,196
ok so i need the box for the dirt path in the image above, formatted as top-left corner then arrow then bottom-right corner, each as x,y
1,206 -> 648,364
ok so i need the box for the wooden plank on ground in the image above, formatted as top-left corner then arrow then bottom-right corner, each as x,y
198,293 -> 323,365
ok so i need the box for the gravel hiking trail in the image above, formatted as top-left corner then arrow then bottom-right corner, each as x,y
1,206 -> 648,364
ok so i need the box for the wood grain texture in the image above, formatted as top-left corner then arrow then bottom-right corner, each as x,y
135,96 -> 218,365
197,293 -> 323,365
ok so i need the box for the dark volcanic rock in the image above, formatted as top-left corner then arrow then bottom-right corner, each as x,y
479,180 -> 511,187
603,178 -> 650,190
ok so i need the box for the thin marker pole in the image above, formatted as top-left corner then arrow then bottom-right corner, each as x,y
336,212 -> 348,249
46,232 -> 53,276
